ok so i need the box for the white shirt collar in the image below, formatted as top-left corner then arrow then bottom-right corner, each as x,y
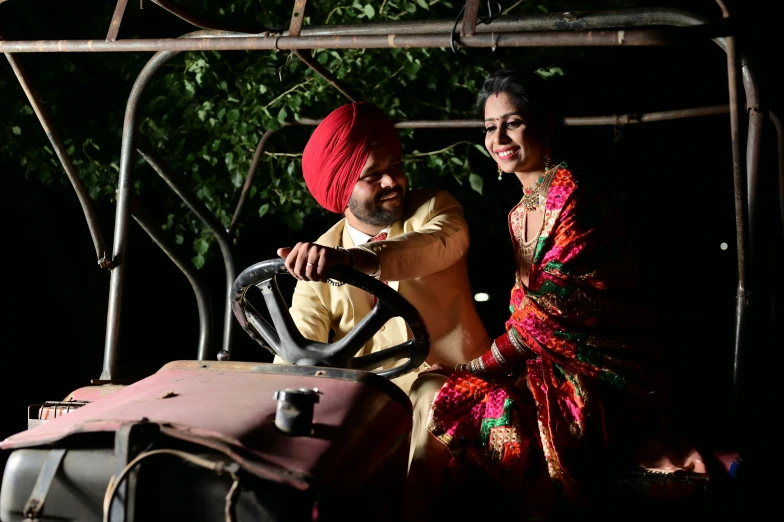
346,222 -> 390,246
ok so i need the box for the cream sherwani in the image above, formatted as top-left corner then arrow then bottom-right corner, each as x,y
274,188 -> 490,480
275,188 -> 490,392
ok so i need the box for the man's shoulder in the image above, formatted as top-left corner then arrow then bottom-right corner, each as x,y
405,188 -> 462,214
315,217 -> 347,246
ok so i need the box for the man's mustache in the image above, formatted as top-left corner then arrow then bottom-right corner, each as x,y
376,187 -> 404,202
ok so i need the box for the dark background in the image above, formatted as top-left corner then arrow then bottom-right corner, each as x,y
1,0 -> 781,493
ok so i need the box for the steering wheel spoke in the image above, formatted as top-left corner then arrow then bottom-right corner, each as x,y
321,303 -> 394,362
231,259 -> 430,380
243,305 -> 281,353
349,339 -> 421,376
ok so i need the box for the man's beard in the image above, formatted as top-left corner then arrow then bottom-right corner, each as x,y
347,188 -> 406,227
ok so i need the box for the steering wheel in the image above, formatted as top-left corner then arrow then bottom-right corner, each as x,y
231,258 -> 430,380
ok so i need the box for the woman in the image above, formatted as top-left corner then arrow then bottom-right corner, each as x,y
422,70 -> 681,516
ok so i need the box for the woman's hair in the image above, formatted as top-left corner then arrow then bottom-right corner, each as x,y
475,69 -> 566,150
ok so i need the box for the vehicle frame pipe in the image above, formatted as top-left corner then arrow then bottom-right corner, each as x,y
1,30 -> 111,269
769,110 -> 784,233
0,24 -> 730,53
137,140 -> 236,361
131,199 -> 213,360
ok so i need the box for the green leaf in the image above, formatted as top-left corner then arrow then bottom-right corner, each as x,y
11,126 -> 21,135
363,4 -> 375,18
194,238 -> 210,255
277,107 -> 288,121
535,66 -> 565,79
450,157 -> 463,166
259,203 -> 270,217
469,173 -> 484,195
226,109 -> 240,123
416,0 -> 429,10
192,254 -> 205,270
473,144 -> 490,157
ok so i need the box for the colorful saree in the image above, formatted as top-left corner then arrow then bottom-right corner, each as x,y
428,167 -> 659,505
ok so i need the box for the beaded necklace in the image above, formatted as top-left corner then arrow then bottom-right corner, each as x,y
520,175 -> 545,211
520,162 -> 563,212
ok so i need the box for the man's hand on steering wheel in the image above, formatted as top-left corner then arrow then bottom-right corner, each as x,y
277,243 -> 380,282
277,243 -> 350,282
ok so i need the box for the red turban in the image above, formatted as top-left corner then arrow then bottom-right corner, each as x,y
302,102 -> 401,214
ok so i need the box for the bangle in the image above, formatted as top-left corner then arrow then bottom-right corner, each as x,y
335,246 -> 355,269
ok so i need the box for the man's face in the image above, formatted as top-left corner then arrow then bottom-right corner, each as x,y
347,143 -> 408,227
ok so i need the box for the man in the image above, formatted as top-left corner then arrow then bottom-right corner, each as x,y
276,102 -> 489,515
277,101 -> 489,386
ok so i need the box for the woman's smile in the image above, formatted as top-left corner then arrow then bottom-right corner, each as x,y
495,147 -> 520,161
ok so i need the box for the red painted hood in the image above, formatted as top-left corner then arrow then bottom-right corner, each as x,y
1,361 -> 412,490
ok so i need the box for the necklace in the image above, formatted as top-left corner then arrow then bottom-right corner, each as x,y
520,164 -> 561,212
520,176 -> 543,211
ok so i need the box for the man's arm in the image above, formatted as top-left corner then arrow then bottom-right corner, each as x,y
356,190 -> 470,282
272,279 -> 332,364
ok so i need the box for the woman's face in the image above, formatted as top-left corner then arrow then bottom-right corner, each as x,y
483,91 -> 544,174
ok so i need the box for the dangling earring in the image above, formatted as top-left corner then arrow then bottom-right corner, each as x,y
542,144 -> 552,170
497,165 -> 503,181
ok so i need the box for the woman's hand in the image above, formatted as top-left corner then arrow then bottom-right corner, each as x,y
419,362 -> 459,378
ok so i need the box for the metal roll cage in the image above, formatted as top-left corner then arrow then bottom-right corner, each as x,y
2,1 -> 779,453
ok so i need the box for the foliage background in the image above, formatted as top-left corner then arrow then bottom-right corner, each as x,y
3,0 -> 686,268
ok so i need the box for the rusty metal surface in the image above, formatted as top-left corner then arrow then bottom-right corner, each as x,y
297,8 -> 710,36
714,0 -> 750,438
461,0 -> 481,37
0,24 -> 729,53
566,105 -> 730,125
743,62 -> 763,256
289,0 -> 308,37
1,362 -> 412,492
725,35 -> 750,423
106,0 -> 131,42
101,49 -> 178,381
293,50 -> 358,102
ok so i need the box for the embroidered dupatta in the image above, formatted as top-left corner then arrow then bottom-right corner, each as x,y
428,168 -> 651,501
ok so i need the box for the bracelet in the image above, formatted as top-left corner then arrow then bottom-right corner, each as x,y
508,328 -> 533,357
491,340 -> 508,367
335,246 -> 355,269
327,247 -> 354,286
